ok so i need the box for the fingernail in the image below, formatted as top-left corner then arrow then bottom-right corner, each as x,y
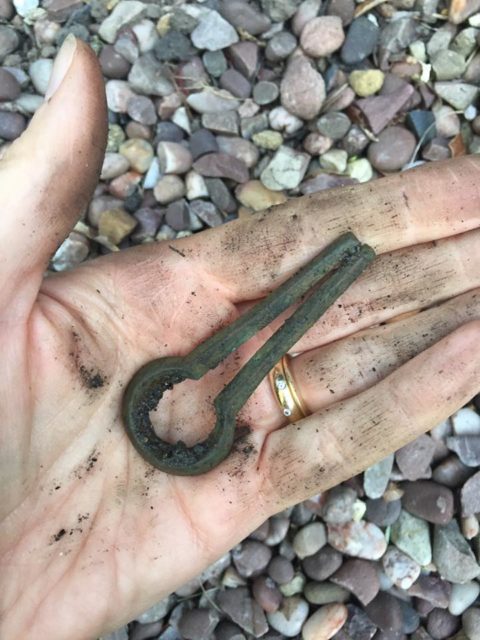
45,34 -> 77,100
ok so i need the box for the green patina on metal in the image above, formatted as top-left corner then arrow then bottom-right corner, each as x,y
122,232 -> 376,476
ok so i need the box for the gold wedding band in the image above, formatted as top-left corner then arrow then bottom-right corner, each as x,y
269,354 -> 308,422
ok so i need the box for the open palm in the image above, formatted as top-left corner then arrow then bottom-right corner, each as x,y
1,39 -> 480,640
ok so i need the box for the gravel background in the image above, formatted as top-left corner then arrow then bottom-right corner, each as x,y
1,0 -> 480,638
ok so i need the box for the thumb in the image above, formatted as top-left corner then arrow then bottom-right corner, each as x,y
0,36 -> 107,318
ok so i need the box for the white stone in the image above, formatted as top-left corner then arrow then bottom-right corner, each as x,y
143,158 -> 160,189
382,546 -> 421,589
156,142 -> 192,174
327,521 -> 387,560
269,106 -> 303,134
449,582 -> 480,615
187,89 -> 240,114
131,19 -> 158,53
101,153 -> 130,180
347,158 -> 373,183
261,145 -> 310,191
452,408 -> 480,436
13,0 -> 38,17
191,10 -> 239,51
29,58 -> 53,95
99,1 -> 146,44
320,149 -> 348,173
106,80 -> 136,113
267,597 -> 310,637
185,170 -> 209,200
172,106 -> 191,133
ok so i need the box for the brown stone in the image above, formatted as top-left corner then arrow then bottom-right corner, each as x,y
193,153 -> 249,183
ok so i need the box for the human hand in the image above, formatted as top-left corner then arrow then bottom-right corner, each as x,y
1,38 -> 480,640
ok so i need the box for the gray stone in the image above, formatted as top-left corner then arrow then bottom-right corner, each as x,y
391,510 -> 432,566
340,17 -> 379,64
193,153 -> 249,183
220,69 -> 251,99
99,45 -> 131,79
446,436 -> 480,466
331,558 -> 379,605
364,454 -> 394,499
407,574 -> 452,608
435,82 -> 479,110
0,110 -> 26,140
228,42 -> 259,79
304,582 -> 350,605
233,541 -> 272,578
253,81 -> 279,106
316,111 -> 351,141
178,608 -> 220,640
187,89 -> 240,114
154,30 -> 197,62
51,232 -> 89,271
427,24 -> 456,58
191,10 -> 239,51
433,520 -> 480,583
365,593 -> 404,633
190,129 -> 219,160
267,556 -> 295,585
206,178 -> 237,213
0,26 -> 19,62
241,113 -> 269,139
0,68 -> 20,101
396,434 -> 436,479
219,0 -> 271,35
341,604 -> 377,640
165,199 -> 190,231
293,523 -> 327,559
127,95 -> 156,125
202,111 -> 239,135
461,471 -> 480,516
401,481 -> 454,524
368,126 -> 416,173
378,17 -> 418,64
463,608 -> 480,640
260,0 -> 302,21
99,1 -> 146,44
432,455 -> 474,487
128,54 -> 174,96
303,546 -> 343,581
217,587 -> 269,637
136,595 -> 174,623
321,486 -> 357,524
449,582 -> 480,615
260,145 -> 310,191
426,609 -> 460,640
340,125 -> 370,155
365,498 -> 402,526
202,50 -> 227,77
431,50 -> 466,81
29,58 -> 53,95
217,136 -> 259,168
265,31 -> 297,62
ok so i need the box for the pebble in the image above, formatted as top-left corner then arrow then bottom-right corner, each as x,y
327,521 -> 387,560
427,25 -> 456,58
368,126 -> 416,173
98,208 -> 137,244
178,608 -> 219,640
252,576 -> 282,613
157,142 -> 192,175
292,0 -> 321,34
341,125 -> 370,155
202,112 -> 239,136
461,471 -> 480,516
401,481 -> 454,524
154,31 -> 196,63
462,515 -> 479,540
303,133 -> 333,155
253,81 -> 279,105
432,455 -> 473,487
131,208 -> 163,242
189,129 -> 219,160
426,609 -> 460,639
265,31 -> 297,62
205,178 -> 237,213
320,149 -> 348,174
356,83 -> 414,135
119,139 -> 153,173
365,497 -> 401,526
51,232 -> 89,271
341,604 -> 378,640
449,582 -> 480,615
165,199 -> 190,231
349,70 -> 384,97
194,153 -> 249,183
106,80 -> 136,113
279,572 -> 306,597
241,113 -> 269,139
341,17 -> 379,64
316,112 -> 351,141
252,130 -> 283,151
304,583 -> 350,605
433,520 -> 480,583
0,110 -> 26,140
0,0 -> 13,19
446,436 -> 480,466
410,576 -> 452,609
127,95 -> 156,125
187,89 -> 240,114
229,42 -> 259,80
232,541 -> 272,579
365,593 -> 403,633
293,523 -> 327,559
269,106 -> 304,135
382,546 -> 421,590
463,608 -> 480,640
220,69 -> 251,100
260,0 -> 302,21
235,180 -> 287,212
217,587 -> 268,637
202,50 -> 227,78
219,0 -> 270,35
280,56 -> 326,120
302,545 -> 343,581
363,455 -> 394,499
153,175 -> 185,205
434,82 -> 479,111
267,597 -> 309,637
191,10 -> 238,51
267,556 -> 295,585
261,146 -> 310,191
0,68 -> 20,101
391,510 -> 432,566
99,0 -> 146,44
29,58 -> 53,95
143,158 -> 160,189
331,558 -> 379,605
300,16 -> 345,57
109,170 -> 142,199
302,604 -> 348,640
431,50 -> 467,81
452,408 -> 480,436
185,171 -> 209,200
128,54 -> 174,97
0,26 -> 18,62
99,45 -> 131,80
321,488 -> 356,525
101,152 -> 130,180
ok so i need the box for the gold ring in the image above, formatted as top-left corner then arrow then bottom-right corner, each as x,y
269,354 -> 308,422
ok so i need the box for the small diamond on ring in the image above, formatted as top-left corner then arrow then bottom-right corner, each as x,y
283,408 -> 292,416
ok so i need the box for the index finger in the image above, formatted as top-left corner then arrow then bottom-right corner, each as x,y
181,156 -> 480,301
